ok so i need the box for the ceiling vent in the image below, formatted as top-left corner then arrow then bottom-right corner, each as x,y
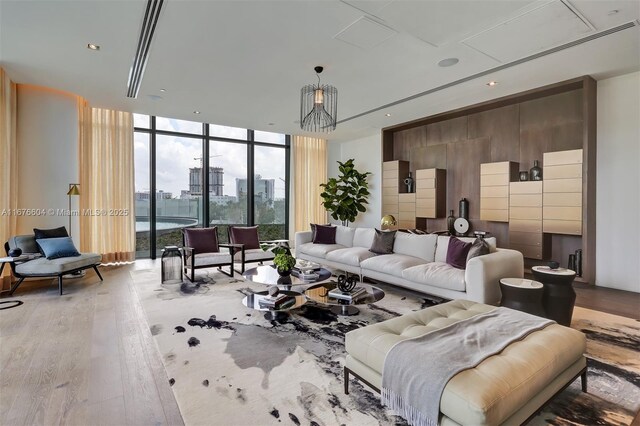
126,0 -> 164,98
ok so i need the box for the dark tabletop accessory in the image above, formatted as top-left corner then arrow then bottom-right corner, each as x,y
519,171 -> 529,181
8,248 -> 22,257
459,198 -> 469,220
548,261 -> 560,269
337,274 -> 358,293
530,160 -> 542,181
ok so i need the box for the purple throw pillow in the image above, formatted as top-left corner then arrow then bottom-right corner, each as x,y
229,226 -> 260,249
310,223 -> 330,241
184,227 -> 219,253
446,236 -> 472,270
313,225 -> 336,244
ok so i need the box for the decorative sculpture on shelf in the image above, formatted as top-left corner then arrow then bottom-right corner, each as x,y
381,215 -> 397,230
403,171 -> 414,193
530,160 -> 542,181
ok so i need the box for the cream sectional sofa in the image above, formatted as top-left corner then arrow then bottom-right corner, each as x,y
295,226 -> 523,305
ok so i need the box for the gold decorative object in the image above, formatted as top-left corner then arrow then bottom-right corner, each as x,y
381,215 -> 397,230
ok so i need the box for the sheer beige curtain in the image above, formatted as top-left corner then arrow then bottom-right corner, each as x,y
292,135 -> 327,233
79,104 -> 135,263
0,68 -> 18,288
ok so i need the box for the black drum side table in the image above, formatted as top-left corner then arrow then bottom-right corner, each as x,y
532,266 -> 577,326
499,278 -> 545,317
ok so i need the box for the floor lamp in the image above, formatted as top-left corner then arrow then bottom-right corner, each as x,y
67,183 -> 80,236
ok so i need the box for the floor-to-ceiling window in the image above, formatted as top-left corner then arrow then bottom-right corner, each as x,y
133,114 -> 289,258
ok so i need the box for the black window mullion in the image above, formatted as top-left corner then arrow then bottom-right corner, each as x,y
203,123 -> 209,228
247,130 -> 255,227
149,116 -> 157,259
284,135 -> 291,241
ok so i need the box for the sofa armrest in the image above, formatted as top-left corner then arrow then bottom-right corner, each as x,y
294,231 -> 312,257
465,248 -> 524,305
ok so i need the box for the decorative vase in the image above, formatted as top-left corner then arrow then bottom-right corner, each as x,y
404,172 -> 414,193
519,171 -> 529,181
575,249 -> 582,277
548,261 -> 559,270
530,160 -> 542,181
459,198 -> 469,220
277,267 -> 292,277
568,254 -> 576,272
447,210 -> 456,235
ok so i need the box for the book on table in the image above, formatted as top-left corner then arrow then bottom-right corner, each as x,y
328,286 -> 366,301
259,296 -> 295,310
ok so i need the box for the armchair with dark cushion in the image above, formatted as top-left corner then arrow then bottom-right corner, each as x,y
182,227 -> 239,281
227,226 -> 275,273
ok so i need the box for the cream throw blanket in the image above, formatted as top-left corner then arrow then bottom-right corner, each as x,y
381,307 -> 554,426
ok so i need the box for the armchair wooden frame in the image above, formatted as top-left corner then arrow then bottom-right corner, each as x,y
180,231 -> 241,281
226,226 -> 277,274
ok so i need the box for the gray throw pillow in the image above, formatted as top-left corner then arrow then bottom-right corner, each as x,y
466,238 -> 490,264
370,229 -> 396,254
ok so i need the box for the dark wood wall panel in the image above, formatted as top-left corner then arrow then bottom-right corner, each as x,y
426,116 -> 467,145
446,137 -> 491,220
382,77 -> 596,283
468,105 -> 520,162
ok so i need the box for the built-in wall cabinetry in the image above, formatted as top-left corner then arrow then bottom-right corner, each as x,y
480,161 -> 519,222
381,76 -> 596,284
416,168 -> 446,219
382,160 -> 409,221
543,149 -> 583,235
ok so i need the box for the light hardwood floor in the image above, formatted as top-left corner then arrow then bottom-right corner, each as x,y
0,260 -> 183,426
1,260 -> 638,425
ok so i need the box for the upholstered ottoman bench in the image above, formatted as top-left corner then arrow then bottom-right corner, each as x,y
344,299 -> 587,426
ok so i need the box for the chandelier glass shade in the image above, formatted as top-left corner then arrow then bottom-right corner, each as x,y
300,66 -> 338,132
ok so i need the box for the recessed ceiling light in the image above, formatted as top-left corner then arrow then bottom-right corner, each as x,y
607,9 -> 619,15
487,81 -> 498,87
193,110 -> 201,114
87,43 -> 100,51
160,88 -> 166,92
148,94 -> 163,101
385,113 -> 391,117
268,122 -> 275,126
438,58 -> 459,67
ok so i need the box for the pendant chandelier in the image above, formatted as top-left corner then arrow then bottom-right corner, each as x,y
300,66 -> 338,132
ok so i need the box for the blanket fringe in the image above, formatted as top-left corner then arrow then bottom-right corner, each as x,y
382,387 -> 437,426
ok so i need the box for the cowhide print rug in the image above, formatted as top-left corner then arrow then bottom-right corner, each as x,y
130,268 -> 639,426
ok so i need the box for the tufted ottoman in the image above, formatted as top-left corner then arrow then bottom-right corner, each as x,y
344,299 -> 587,425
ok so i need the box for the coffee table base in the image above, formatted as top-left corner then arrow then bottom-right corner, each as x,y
264,311 -> 289,321
331,305 -> 360,316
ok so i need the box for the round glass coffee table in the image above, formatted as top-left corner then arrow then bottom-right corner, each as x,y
304,281 -> 385,316
242,265 -> 332,292
242,290 -> 306,321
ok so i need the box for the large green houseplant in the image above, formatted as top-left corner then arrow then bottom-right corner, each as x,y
320,159 -> 372,226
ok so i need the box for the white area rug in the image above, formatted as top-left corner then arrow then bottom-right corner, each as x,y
131,268 -> 639,426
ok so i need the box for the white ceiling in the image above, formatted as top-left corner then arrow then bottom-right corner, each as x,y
1,0 -> 638,142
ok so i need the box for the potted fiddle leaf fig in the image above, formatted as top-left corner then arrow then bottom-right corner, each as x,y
320,159 -> 371,226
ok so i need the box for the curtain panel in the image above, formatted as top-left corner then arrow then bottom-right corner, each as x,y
0,68 -> 18,288
292,136 -> 327,233
79,104 -> 135,263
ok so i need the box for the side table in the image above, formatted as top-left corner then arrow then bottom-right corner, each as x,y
531,266 -> 577,326
499,278 -> 545,317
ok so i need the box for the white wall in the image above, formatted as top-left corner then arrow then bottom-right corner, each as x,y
596,72 -> 640,293
16,85 -> 80,243
327,133 -> 382,228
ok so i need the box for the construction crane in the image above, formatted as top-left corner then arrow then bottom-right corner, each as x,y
193,154 -> 222,168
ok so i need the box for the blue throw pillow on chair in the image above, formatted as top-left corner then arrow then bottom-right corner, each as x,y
36,237 -> 81,260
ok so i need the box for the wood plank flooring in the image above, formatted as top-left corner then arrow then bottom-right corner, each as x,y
0,260 -> 183,426
0,259 -> 638,425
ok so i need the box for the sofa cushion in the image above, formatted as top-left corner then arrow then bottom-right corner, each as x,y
393,232 -> 437,262
297,242 -> 344,259
33,226 -> 69,240
184,227 -> 219,253
229,226 -> 260,250
402,262 -> 466,292
15,253 -> 101,275
8,235 -> 40,254
335,225 -> 355,247
313,225 -> 336,244
186,252 -> 232,267
310,223 -> 330,241
446,237 -> 472,269
353,228 -> 375,248
326,247 -> 377,267
234,248 -> 274,262
466,238 -> 490,263
36,237 -> 81,260
370,229 -> 396,254
435,236 -> 497,263
360,254 -> 425,277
